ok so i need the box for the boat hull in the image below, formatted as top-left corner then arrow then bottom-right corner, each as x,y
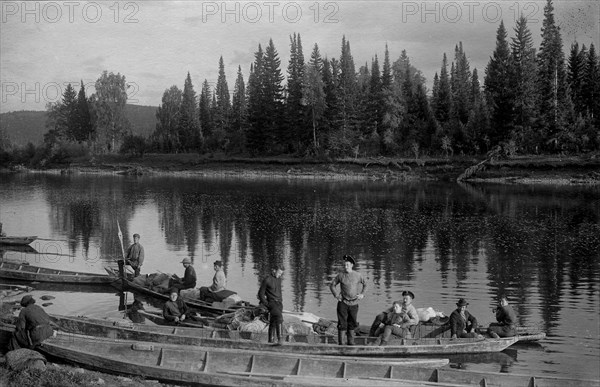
47,312 -> 516,356
0,236 -> 37,245
0,261 -> 115,284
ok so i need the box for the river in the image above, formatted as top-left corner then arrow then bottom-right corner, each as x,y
1,172 -> 599,381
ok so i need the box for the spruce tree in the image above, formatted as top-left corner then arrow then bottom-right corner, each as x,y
178,72 -> 201,152
484,21 -> 513,146
213,56 -> 231,150
247,45 -> 267,154
322,58 -> 340,137
230,65 -> 247,153
286,33 -> 306,152
199,80 -> 213,148
582,43 -> 600,132
63,83 -> 78,141
338,36 -> 358,138
435,53 -> 452,124
262,39 -> 285,152
567,43 -> 587,114
510,15 -> 538,143
75,80 -> 93,143
537,0 -> 569,151
451,42 -> 472,125
302,43 -> 326,152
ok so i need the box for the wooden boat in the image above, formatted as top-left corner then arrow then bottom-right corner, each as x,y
44,311 -> 517,356
0,261 -> 116,284
106,268 -> 252,316
475,326 -> 547,342
0,236 -> 37,245
32,331 -> 599,387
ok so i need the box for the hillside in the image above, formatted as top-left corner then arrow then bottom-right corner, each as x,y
0,105 -> 157,146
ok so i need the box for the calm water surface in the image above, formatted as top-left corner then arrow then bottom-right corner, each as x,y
1,173 -> 599,381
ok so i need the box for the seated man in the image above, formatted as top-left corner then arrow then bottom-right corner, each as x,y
487,295 -> 518,338
378,299 -> 419,345
9,295 -> 55,350
170,257 -> 197,292
199,260 -> 227,302
163,288 -> 188,324
369,290 -> 418,337
449,298 -> 481,339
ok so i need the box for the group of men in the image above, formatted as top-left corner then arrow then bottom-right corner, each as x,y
125,234 -> 518,345
122,233 -> 228,323
258,254 -> 519,346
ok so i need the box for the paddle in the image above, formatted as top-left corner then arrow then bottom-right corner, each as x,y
117,220 -> 129,318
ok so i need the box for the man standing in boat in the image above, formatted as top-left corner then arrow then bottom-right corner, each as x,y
258,263 -> 285,345
487,295 -> 518,338
125,233 -> 145,277
330,255 -> 367,346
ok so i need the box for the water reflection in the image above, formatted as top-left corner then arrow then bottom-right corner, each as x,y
1,173 -> 598,379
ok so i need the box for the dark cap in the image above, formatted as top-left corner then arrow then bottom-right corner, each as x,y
402,290 -> 415,300
272,263 -> 285,271
169,288 -> 179,295
20,295 -> 35,307
456,298 -> 469,307
343,255 -> 355,266
214,260 -> 223,267
133,233 -> 140,238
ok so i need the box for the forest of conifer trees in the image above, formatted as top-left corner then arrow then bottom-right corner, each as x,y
33,0 -> 600,160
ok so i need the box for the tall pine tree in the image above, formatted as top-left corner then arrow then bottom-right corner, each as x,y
214,56 -> 231,150
286,33 -> 306,152
510,15 -> 538,147
537,0 -> 570,151
484,21 -> 513,146
230,65 -> 247,153
178,72 -> 201,152
199,80 -> 213,149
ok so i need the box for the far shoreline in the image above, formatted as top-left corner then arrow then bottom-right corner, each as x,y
2,153 -> 600,186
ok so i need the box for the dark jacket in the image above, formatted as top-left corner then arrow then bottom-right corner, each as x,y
14,304 -> 54,347
258,274 -> 282,305
175,265 -> 197,289
163,298 -> 188,322
495,305 -> 517,328
449,309 -> 478,336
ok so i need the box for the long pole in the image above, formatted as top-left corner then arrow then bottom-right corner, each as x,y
117,220 -> 128,318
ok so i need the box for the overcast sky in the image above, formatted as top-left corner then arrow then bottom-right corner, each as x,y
1,0 -> 598,113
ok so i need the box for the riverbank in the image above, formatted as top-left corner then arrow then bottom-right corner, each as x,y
3,153 -> 600,185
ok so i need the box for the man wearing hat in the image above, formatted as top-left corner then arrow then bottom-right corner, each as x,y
163,288 -> 188,324
369,290 -> 419,338
170,257 -> 197,292
125,233 -> 145,277
8,295 -> 55,350
329,255 -> 367,346
449,298 -> 479,339
258,264 -> 285,345
199,260 -> 227,302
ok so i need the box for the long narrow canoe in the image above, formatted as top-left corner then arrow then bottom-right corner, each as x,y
0,261 -> 116,284
33,331 -> 599,387
0,236 -> 37,245
107,271 -> 251,316
44,311 -> 517,356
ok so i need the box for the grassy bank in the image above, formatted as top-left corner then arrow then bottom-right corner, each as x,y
3,152 -> 600,184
